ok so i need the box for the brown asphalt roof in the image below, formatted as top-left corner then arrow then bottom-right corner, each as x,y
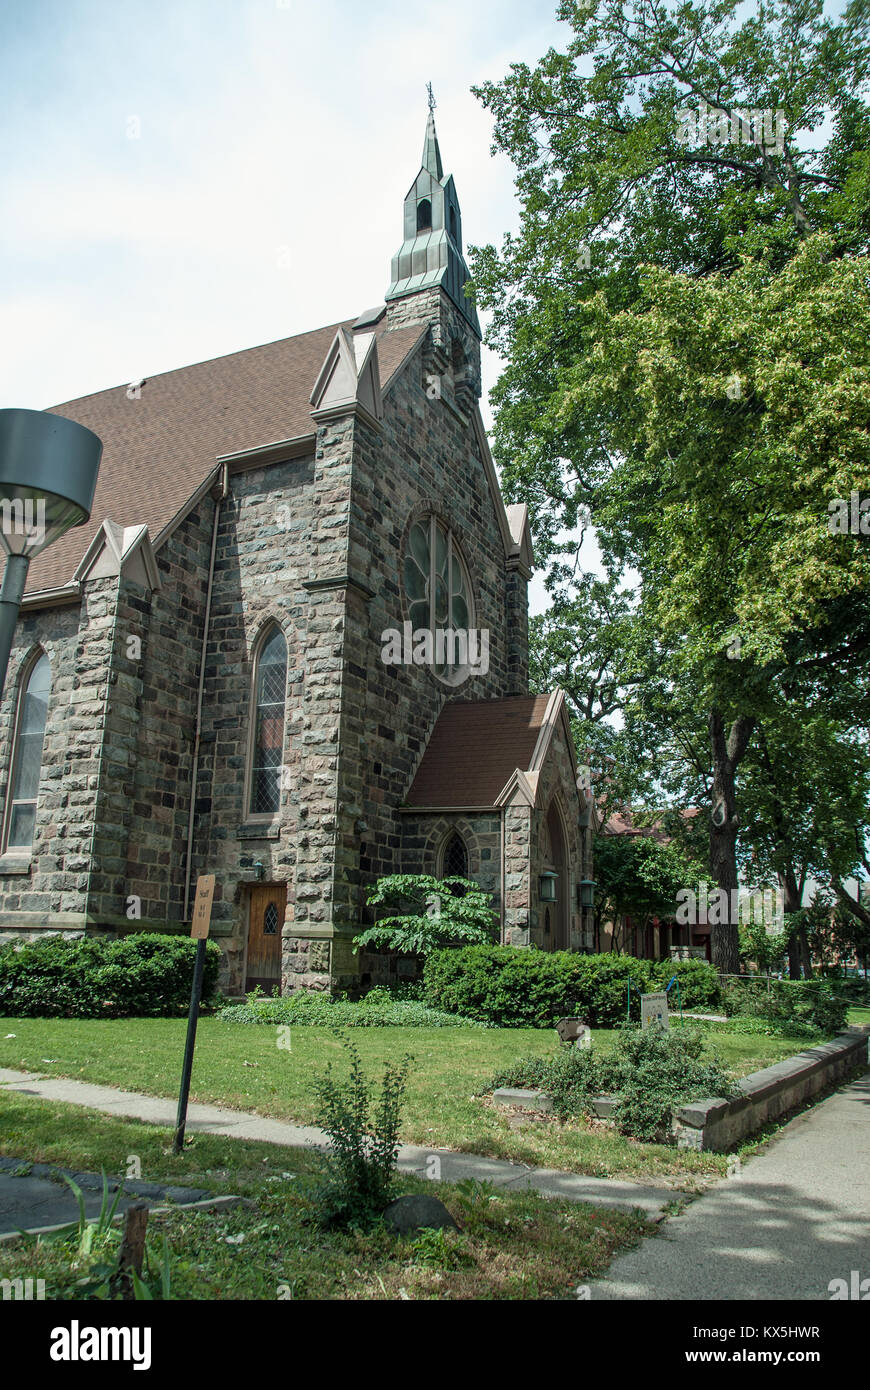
29,316 -> 425,597
405,694 -> 553,808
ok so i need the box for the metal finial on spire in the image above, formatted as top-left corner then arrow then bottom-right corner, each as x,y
421,87 -> 442,179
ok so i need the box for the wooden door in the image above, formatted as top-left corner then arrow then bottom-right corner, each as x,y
246,883 -> 286,994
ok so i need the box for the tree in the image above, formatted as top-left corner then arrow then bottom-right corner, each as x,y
355,874 -> 498,957
737,704 -> 870,975
594,830 -> 705,952
470,0 -> 870,970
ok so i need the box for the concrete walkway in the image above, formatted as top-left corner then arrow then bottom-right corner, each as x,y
587,1070 -> 870,1300
0,1067 -> 674,1217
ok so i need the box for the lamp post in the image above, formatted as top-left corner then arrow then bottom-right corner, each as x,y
0,409 -> 102,698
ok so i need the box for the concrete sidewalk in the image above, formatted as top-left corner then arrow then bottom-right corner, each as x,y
586,1070 -> 870,1300
0,1067 -> 675,1217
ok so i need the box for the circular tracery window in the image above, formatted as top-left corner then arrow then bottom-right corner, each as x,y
403,516 -> 474,684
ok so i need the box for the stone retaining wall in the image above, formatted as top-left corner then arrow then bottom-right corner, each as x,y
492,1028 -> 869,1152
672,1028 -> 869,1151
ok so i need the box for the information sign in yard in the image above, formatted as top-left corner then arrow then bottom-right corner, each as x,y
640,992 -> 670,1031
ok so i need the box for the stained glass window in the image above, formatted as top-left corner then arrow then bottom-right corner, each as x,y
248,627 -> 287,817
5,653 -> 51,853
403,516 -> 473,683
263,903 -> 279,935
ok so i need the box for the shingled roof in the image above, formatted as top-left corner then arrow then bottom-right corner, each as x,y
28,315 -> 425,598
404,694 -> 555,809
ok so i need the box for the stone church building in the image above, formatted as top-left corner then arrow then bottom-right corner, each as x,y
0,113 -> 595,995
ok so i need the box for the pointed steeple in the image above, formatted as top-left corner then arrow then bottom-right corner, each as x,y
385,97 -> 480,337
422,107 -> 443,180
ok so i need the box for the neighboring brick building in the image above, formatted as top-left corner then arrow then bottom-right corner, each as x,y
0,112 -> 595,994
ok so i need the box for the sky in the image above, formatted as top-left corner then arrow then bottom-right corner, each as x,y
0,0 -> 849,619
0,1 -> 562,404
2,1 -> 863,907
0,0 -> 581,606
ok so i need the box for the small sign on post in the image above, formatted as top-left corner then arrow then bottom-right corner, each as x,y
174,874 -> 215,1154
191,873 -> 215,939
640,991 -> 670,1031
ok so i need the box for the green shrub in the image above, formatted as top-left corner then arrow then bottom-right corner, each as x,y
423,945 -> 653,1028
597,1027 -> 738,1142
220,988 -> 487,1029
309,1035 -> 411,1230
409,1226 -> 472,1269
650,958 -> 721,1009
356,874 -> 499,956
574,954 -> 656,1027
722,977 -> 847,1034
490,1044 -> 598,1118
0,933 -> 220,1018
489,1026 -> 738,1142
819,972 -> 870,1005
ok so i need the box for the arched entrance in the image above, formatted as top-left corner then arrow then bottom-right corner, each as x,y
541,799 -> 569,952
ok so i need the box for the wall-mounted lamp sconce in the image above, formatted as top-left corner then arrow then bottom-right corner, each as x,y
253,860 -> 265,881
579,879 -> 596,910
539,870 -> 558,902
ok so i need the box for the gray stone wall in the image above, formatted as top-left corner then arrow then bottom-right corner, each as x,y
117,502 -> 213,930
0,285 -> 563,999
324,299 -> 525,988
504,801 -> 532,947
189,455 -> 326,993
399,811 -> 502,913
0,582 -> 116,931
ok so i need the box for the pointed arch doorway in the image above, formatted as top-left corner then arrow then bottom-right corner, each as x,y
542,799 -> 568,952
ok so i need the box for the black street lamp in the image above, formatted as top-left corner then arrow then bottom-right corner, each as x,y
0,409 -> 102,698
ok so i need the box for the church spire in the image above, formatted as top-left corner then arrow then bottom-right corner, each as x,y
422,85 -> 443,179
385,95 -> 480,336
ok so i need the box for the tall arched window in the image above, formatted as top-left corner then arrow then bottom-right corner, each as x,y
247,626 -> 287,818
416,198 -> 432,232
403,515 -> 474,683
4,652 -> 51,854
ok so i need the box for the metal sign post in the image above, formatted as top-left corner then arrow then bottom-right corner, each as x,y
174,875 -> 215,1154
666,973 -> 684,1024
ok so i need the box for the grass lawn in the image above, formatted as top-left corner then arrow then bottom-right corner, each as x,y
0,1016 -> 816,1183
847,1005 -> 870,1026
0,1092 -> 651,1300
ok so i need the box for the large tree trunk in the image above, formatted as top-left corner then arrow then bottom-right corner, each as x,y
708,710 -> 755,975
779,868 -> 811,979
799,926 -> 813,977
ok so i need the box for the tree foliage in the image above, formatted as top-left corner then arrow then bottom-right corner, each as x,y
469,0 -> 870,970
356,874 -> 499,957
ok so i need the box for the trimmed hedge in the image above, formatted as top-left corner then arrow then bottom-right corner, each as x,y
423,946 -> 659,1028
650,957 -> 722,1009
0,933 -> 221,1018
